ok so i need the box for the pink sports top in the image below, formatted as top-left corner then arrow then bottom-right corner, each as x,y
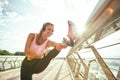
30,34 -> 49,55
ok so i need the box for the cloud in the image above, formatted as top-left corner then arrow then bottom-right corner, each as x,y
0,0 -> 99,55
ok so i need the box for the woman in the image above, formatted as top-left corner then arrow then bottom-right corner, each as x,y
20,22 -> 73,80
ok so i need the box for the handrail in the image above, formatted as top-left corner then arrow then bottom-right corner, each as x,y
67,12 -> 120,57
0,56 -> 25,71
66,20 -> 120,79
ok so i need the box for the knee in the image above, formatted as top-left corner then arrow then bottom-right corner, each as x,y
55,44 -> 62,51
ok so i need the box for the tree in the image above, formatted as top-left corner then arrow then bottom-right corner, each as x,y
14,51 -> 25,56
0,49 -> 13,55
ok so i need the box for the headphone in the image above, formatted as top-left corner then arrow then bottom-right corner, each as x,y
42,23 -> 46,31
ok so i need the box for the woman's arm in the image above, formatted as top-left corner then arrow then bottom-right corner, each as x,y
47,40 -> 67,48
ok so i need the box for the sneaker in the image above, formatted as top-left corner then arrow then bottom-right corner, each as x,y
62,37 -> 69,47
62,37 -> 74,47
67,20 -> 77,47
67,20 -> 76,40
68,37 -> 74,46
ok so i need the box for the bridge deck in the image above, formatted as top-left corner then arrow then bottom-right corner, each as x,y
0,59 -> 73,80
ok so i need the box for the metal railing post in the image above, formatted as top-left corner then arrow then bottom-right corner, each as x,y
2,57 -> 7,70
75,52 -> 89,80
87,45 -> 116,80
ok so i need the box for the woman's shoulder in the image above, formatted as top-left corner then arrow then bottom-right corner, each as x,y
28,33 -> 37,39
29,33 -> 37,37
29,33 -> 36,35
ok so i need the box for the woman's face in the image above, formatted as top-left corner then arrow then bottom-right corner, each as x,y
42,25 -> 54,37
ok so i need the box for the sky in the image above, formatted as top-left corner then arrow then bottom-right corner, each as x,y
0,0 -> 98,57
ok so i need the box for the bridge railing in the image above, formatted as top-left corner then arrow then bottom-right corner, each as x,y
66,21 -> 120,80
0,56 -> 25,71
66,1 -> 120,79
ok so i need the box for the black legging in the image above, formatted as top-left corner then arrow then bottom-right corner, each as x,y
20,48 -> 60,80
